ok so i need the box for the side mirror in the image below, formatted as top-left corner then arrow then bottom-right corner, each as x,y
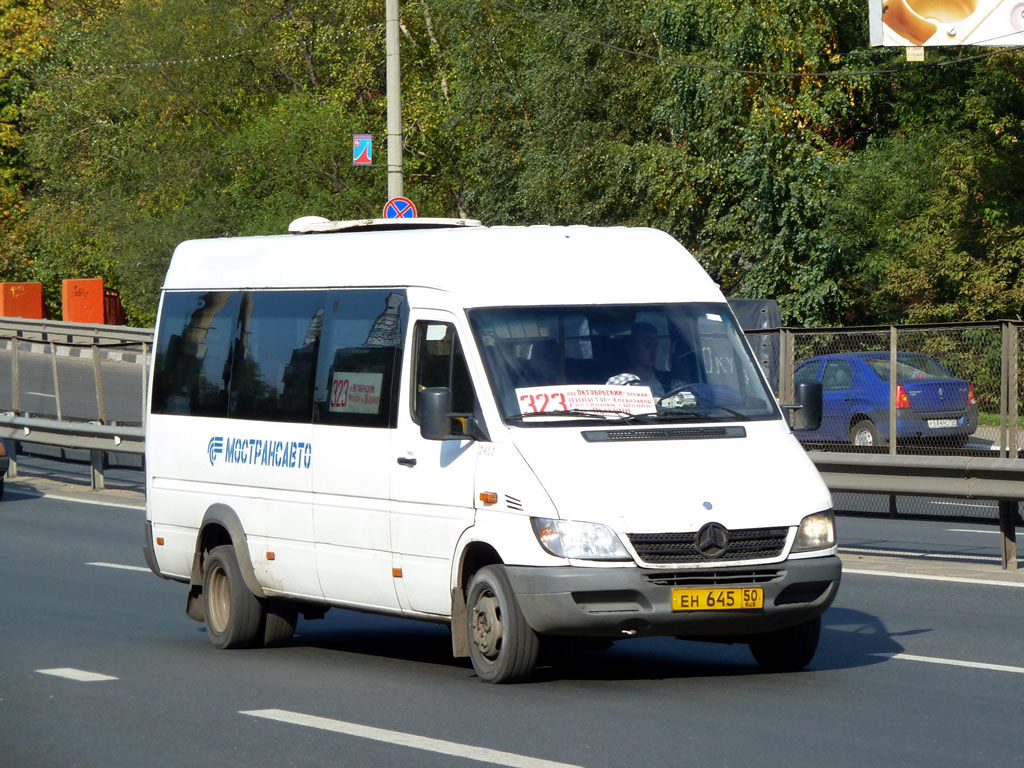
791,381 -> 822,431
420,387 -> 455,440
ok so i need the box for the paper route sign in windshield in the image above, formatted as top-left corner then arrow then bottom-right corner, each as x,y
516,385 -> 655,415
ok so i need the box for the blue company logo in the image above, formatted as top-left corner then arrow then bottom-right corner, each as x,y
206,436 -> 312,470
207,437 -> 224,466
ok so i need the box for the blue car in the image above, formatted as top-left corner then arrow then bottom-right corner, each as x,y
793,352 -> 978,447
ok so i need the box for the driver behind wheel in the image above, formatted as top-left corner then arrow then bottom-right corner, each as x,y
606,321 -> 669,397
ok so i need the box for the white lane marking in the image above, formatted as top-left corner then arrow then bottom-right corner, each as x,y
946,528 -> 1002,535
241,709 -> 585,768
840,546 -> 999,563
874,653 -> 1024,675
36,668 -> 118,682
843,567 -> 1024,588
26,391 -> 56,398
33,494 -> 144,511
87,562 -> 150,572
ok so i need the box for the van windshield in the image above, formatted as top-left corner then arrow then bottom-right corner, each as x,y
468,303 -> 780,425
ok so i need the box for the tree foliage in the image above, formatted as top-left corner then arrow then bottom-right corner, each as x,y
1,0 -> 1022,326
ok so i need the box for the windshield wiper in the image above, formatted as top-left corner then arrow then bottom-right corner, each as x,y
649,406 -> 748,420
507,409 -> 639,423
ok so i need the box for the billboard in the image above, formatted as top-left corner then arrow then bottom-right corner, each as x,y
869,0 -> 1024,46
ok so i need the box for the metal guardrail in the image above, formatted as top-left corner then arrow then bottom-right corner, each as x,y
0,318 -> 152,489
0,414 -> 145,491
0,318 -> 1019,568
0,317 -> 154,345
810,452 -> 1020,569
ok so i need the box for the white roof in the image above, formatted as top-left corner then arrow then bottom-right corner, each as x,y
163,224 -> 723,307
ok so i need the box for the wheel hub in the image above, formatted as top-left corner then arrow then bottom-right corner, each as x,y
471,593 -> 502,659
207,564 -> 230,633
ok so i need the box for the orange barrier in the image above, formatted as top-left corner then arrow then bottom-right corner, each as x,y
62,278 -> 106,323
0,282 -> 45,319
61,278 -> 126,324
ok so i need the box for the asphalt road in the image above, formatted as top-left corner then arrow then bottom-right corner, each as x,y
1,472 -> 1023,768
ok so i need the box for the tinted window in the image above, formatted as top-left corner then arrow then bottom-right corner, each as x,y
822,360 -> 853,391
794,361 -> 821,386
228,291 -> 326,422
151,291 -> 242,417
866,355 -> 950,381
412,322 -> 476,417
152,289 -> 403,426
313,290 -> 406,428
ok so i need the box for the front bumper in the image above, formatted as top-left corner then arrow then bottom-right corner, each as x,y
505,555 -> 841,639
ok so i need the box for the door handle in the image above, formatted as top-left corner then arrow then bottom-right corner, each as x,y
397,456 -> 417,467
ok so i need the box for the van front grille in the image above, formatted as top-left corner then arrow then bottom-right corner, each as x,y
645,569 -> 784,587
627,527 -> 788,564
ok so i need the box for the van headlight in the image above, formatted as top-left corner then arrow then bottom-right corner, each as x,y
531,518 -> 632,560
792,510 -> 836,553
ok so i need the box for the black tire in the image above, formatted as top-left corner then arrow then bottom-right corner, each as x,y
262,600 -> 298,648
202,545 -> 264,649
466,565 -> 539,683
849,419 -> 882,447
748,616 -> 821,671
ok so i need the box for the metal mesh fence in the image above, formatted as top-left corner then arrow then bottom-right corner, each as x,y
746,322 -> 1024,522
748,322 -> 1022,457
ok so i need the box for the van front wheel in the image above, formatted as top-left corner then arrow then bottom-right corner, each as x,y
203,545 -> 263,649
748,616 -> 821,671
466,565 -> 538,683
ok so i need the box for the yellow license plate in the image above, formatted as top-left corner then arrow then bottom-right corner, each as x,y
671,587 -> 764,611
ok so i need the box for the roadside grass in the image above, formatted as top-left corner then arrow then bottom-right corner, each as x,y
978,412 -> 1024,428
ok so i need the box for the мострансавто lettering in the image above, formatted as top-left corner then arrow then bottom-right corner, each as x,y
220,437 -> 312,469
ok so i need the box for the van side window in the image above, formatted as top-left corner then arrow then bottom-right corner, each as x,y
151,291 -> 242,417
412,322 -> 476,418
313,290 -> 406,429
227,291 -> 327,423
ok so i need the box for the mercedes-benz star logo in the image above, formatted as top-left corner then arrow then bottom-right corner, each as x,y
696,522 -> 729,558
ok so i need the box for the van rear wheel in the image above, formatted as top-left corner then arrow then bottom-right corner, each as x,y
466,565 -> 538,683
203,545 -> 263,649
748,616 -> 821,671
262,600 -> 298,647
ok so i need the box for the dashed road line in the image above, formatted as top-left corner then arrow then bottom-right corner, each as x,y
87,562 -> 150,572
241,709 -> 585,768
36,668 -> 118,682
874,653 -> 1024,675
946,528 -> 1002,534
30,494 -> 144,511
840,546 -> 1000,563
843,567 -> 1024,588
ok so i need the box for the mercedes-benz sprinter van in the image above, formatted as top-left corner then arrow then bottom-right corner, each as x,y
144,218 -> 838,683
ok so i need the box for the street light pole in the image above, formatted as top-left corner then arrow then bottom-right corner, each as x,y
385,0 -> 404,199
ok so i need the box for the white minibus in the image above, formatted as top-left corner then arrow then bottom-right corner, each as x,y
144,218 -> 839,683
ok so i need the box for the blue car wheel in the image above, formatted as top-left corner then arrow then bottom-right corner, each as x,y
850,419 -> 881,447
